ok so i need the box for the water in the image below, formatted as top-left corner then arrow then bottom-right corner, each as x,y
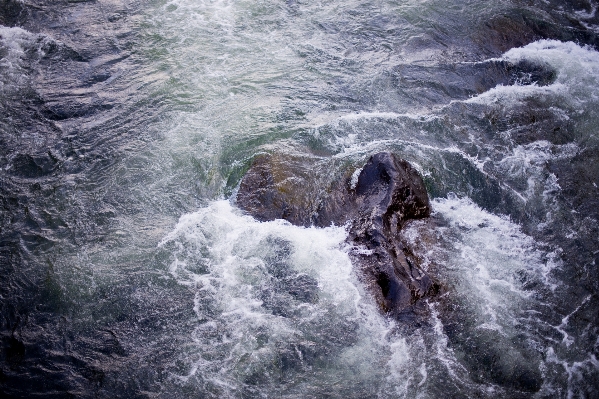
1,0 -> 599,397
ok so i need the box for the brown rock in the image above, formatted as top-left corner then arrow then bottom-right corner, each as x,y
236,153 -> 322,226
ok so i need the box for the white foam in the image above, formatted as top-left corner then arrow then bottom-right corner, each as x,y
349,166 -> 362,189
160,200 -> 417,395
574,5 -> 597,20
552,295 -> 592,347
545,345 -> 599,399
159,196 -> 568,395
428,304 -> 470,382
309,111 -> 439,129
465,40 -> 599,107
463,82 -> 568,105
404,196 -> 559,332
495,140 -> 578,201
0,27 -> 48,92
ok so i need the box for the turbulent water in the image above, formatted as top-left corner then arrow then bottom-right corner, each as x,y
1,0 -> 599,397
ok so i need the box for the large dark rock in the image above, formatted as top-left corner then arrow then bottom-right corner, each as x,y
236,151 -> 439,316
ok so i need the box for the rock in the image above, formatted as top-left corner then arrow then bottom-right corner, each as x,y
316,152 -> 431,227
329,153 -> 436,316
236,151 -> 439,316
236,153 -> 324,226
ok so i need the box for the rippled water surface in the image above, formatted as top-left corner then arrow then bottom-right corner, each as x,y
1,0 -> 599,397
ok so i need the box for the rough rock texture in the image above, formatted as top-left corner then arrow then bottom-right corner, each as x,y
236,153 -> 324,226
237,151 -> 439,316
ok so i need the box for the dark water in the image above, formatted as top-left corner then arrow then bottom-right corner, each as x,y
1,0 -> 599,397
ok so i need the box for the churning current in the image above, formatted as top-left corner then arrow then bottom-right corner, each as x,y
1,0 -> 598,398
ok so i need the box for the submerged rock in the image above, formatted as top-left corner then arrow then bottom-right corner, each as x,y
236,151 -> 439,316
236,153 -> 323,226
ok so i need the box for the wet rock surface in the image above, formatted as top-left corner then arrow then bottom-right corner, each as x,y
237,152 -> 440,316
236,153 -> 324,226
472,6 -> 599,56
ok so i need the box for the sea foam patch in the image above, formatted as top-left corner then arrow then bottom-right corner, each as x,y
0,27 -> 47,92
430,195 -> 558,317
465,40 -> 599,107
159,200 -> 419,396
401,195 -> 564,393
